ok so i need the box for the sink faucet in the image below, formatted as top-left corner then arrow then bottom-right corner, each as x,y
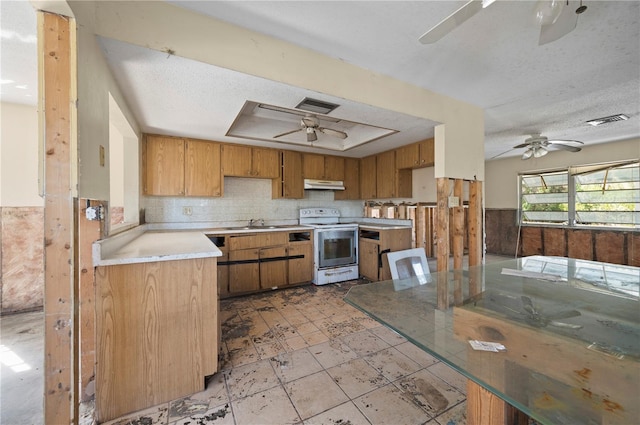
248,218 -> 265,227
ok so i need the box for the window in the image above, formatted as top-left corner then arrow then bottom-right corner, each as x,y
519,160 -> 639,229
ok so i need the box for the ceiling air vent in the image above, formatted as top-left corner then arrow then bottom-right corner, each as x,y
296,97 -> 340,115
586,114 -> 629,126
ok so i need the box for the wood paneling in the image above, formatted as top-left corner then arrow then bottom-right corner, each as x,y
542,227 -> 566,256
95,258 -> 217,421
595,231 -> 625,265
567,230 -> 593,260
520,227 -> 543,256
42,12 -> 74,424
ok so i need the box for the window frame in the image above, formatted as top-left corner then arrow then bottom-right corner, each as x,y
518,159 -> 639,230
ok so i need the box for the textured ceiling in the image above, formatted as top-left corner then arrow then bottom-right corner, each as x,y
2,0 -> 639,159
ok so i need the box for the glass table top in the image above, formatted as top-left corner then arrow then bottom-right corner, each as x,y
344,256 -> 640,425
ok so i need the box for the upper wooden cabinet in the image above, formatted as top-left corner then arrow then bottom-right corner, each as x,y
396,138 -> 435,169
144,135 -> 221,197
334,157 -> 360,200
273,150 -> 304,199
360,155 -> 377,199
302,154 -> 345,181
222,144 -> 280,178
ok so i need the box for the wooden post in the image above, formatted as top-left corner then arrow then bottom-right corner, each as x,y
452,179 -> 464,305
467,380 -> 507,425
416,203 -> 427,255
42,12 -> 75,424
436,178 -> 450,309
468,180 -> 483,296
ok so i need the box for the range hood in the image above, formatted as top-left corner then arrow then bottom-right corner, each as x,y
304,179 -> 345,191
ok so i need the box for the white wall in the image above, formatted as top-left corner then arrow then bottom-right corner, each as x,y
0,102 -> 43,207
485,138 -> 640,209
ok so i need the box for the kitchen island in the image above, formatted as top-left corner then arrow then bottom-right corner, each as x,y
93,230 -> 222,422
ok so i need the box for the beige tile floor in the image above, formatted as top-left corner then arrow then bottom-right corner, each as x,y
105,280 -> 470,425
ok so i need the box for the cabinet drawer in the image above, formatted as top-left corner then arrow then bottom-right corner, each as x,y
229,232 -> 288,250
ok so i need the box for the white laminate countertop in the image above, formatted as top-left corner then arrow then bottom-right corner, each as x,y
93,230 -> 222,267
357,223 -> 412,230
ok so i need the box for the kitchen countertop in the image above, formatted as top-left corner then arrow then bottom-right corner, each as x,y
357,223 -> 412,230
94,230 -> 222,266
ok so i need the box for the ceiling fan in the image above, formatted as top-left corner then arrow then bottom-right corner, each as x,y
419,0 -> 588,46
493,133 -> 584,160
273,115 -> 348,143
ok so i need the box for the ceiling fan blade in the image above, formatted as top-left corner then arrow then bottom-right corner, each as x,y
418,0 -> 483,44
513,142 -> 533,149
548,139 -> 583,145
318,127 -> 347,139
489,148 -> 515,160
539,1 -> 579,45
307,129 -> 317,142
273,128 -> 302,139
549,143 -> 582,152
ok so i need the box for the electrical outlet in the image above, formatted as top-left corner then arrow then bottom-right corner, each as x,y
182,206 -> 193,216
448,196 -> 460,208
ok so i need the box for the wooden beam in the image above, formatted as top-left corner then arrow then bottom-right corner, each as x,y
452,179 -> 464,305
436,178 -> 449,309
468,180 -> 483,296
42,11 -> 75,424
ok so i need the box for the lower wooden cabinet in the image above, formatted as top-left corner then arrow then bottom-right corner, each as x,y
95,258 -> 218,422
288,242 -> 314,284
217,230 -> 314,296
359,227 -> 413,281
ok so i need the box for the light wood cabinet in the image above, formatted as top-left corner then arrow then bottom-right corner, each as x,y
229,248 -> 260,294
358,237 -> 380,281
288,233 -> 314,285
334,157 -> 360,200
360,155 -> 377,199
260,246 -> 288,289
359,227 -> 412,281
376,150 -> 397,198
144,135 -> 222,197
222,144 -> 280,178
303,154 -> 345,180
95,258 -> 218,422
396,138 -> 434,169
273,150 -> 304,199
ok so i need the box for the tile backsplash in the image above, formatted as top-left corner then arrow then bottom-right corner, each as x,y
142,177 -> 363,224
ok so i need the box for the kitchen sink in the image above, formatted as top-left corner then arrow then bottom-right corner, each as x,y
222,225 -> 292,231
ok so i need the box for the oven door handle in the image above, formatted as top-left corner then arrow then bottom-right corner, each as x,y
378,248 -> 391,269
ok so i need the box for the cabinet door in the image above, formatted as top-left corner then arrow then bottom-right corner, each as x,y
396,143 -> 420,169
378,228 -> 413,281
259,246 -> 288,289
288,243 -> 313,284
360,156 -> 377,199
229,249 -> 260,293
145,136 -> 185,196
335,157 -> 360,200
376,150 -> 396,198
218,253 -> 230,297
222,144 -> 252,177
279,150 -> 304,199
418,138 -> 435,166
324,156 -> 345,181
302,154 -> 325,179
252,148 -> 280,178
185,139 -> 222,197
359,238 -> 380,281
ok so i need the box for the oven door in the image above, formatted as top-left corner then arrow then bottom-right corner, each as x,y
316,228 -> 358,268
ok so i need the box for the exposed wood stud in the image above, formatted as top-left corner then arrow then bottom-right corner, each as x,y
436,177 -> 449,309
42,11 -> 74,424
452,179 -> 464,305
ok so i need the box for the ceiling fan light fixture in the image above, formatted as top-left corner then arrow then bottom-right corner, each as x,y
533,146 -> 549,158
522,148 -> 534,160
